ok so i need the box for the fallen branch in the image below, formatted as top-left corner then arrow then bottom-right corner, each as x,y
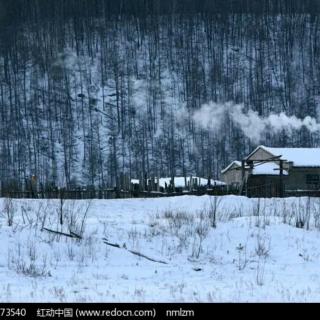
127,249 -> 168,264
102,238 -> 168,264
43,227 -> 79,239
103,239 -> 121,248
193,267 -> 202,272
70,231 -> 82,240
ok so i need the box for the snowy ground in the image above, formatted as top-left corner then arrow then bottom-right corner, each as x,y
1,195 -> 320,302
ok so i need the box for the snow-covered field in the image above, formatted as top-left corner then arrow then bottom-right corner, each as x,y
1,195 -> 320,302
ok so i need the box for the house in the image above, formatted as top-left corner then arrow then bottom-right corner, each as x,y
220,161 -> 244,186
221,145 -> 320,197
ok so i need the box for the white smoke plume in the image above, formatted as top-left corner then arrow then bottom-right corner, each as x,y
193,102 -> 320,143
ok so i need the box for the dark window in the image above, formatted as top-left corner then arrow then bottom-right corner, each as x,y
306,174 -> 320,185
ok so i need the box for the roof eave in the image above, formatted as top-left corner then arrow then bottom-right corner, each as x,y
292,165 -> 320,168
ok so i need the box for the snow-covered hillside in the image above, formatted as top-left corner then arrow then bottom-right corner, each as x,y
0,195 -> 320,302
3,3 -> 320,190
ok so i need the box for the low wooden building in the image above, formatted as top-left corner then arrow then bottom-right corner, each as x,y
220,161 -> 246,186
221,145 -> 320,197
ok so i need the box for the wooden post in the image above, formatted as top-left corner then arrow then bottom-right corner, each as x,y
208,175 -> 211,188
194,177 -> 198,189
248,161 -> 254,197
124,174 -> 130,191
120,172 -> 124,191
279,160 -> 284,197
241,160 -> 246,195
150,176 -> 155,192
144,173 -> 148,192
241,160 -> 245,182
139,174 -> 144,192
170,176 -> 175,193
31,175 -> 37,198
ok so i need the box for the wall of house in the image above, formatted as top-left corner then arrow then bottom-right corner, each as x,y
221,166 -> 247,185
285,167 -> 320,191
246,167 -> 320,197
247,175 -> 285,197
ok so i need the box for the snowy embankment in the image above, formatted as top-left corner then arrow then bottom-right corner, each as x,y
0,195 -> 320,302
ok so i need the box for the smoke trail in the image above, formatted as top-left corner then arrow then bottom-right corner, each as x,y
192,102 -> 320,143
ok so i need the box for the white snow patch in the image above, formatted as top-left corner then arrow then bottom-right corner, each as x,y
0,195 -> 319,302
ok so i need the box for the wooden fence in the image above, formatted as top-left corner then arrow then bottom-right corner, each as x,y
1,185 -> 319,200
0,185 -> 240,200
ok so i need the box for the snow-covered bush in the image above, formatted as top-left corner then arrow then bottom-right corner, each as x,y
165,210 -> 194,235
293,198 -> 311,229
21,200 -> 50,231
64,200 -> 92,238
2,198 -> 15,226
8,241 -> 51,278
314,198 -> 320,230
255,234 -> 270,286
208,196 -> 222,228
236,243 -> 247,271
192,211 -> 210,259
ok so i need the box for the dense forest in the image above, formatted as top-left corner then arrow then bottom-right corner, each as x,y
1,0 -> 320,191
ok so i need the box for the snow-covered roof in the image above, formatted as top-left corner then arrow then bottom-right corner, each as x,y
157,177 -> 225,188
247,145 -> 320,167
221,161 -> 242,174
252,162 -> 288,176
